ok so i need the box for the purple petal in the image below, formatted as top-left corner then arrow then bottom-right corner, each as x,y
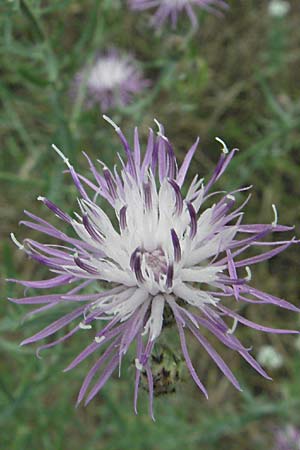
218,304 -> 299,334
187,202 -> 197,239
119,206 -> 127,231
84,354 -> 119,405
187,322 -> 242,391
234,240 -> 296,268
21,306 -> 85,345
145,362 -> 155,421
77,339 -> 119,405
176,137 -> 199,187
171,228 -> 181,262
7,274 -> 73,289
168,179 -> 183,215
170,303 -> 208,398
134,333 -> 143,415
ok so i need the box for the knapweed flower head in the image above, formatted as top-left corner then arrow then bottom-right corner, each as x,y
268,0 -> 290,18
10,117 -> 299,419
257,345 -> 283,370
73,49 -> 148,112
128,0 -> 228,29
274,425 -> 300,450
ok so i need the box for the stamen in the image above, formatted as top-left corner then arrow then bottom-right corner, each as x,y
102,114 -> 120,131
79,322 -> 92,330
227,317 -> 238,335
52,144 -> 71,168
272,204 -> 278,227
245,266 -> 252,281
10,233 -> 24,250
226,194 -> 235,201
154,118 -> 168,141
95,336 -> 105,343
215,137 -> 229,154
135,358 -> 143,371
154,118 -> 163,136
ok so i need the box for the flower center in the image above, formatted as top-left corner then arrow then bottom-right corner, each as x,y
144,248 -> 168,281
130,246 -> 171,288
162,0 -> 188,6
88,58 -> 131,91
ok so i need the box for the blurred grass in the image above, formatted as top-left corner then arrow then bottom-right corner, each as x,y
1,0 -> 300,449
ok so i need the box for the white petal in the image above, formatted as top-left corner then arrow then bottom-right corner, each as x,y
143,294 -> 165,341
187,226 -> 238,266
116,288 -> 149,321
173,282 -> 218,308
181,265 -> 225,283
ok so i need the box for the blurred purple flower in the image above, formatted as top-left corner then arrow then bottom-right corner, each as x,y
73,49 -> 149,112
275,426 -> 300,450
128,0 -> 228,28
10,118 -> 299,418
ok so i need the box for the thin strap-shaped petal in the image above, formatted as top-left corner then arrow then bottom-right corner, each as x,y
145,362 -> 155,421
63,320 -> 126,372
234,240 -> 295,268
187,322 -> 242,391
238,348 -> 272,380
21,306 -> 85,345
9,294 -> 65,305
243,287 -> 300,313
218,304 -> 299,334
177,320 -> 208,398
7,274 -> 74,289
36,325 -> 80,357
176,138 -> 199,187
226,249 -> 240,301
238,224 -> 294,233
22,301 -> 59,322
205,149 -> 238,194
169,302 -> 208,398
134,332 -> 143,415
77,339 -> 120,405
84,354 -> 119,405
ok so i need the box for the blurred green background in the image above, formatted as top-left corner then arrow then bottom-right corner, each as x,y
1,1 -> 300,449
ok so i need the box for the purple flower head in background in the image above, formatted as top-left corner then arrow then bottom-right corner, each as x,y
275,425 -> 300,450
73,49 -> 149,112
128,0 -> 228,28
10,118 -> 299,419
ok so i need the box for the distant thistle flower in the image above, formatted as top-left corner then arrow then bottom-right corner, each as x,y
128,0 -> 228,28
10,118 -> 299,418
257,345 -> 283,370
73,49 -> 148,111
275,425 -> 300,450
268,0 -> 290,18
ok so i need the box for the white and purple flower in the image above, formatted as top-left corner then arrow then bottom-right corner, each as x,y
275,426 -> 300,450
128,0 -> 228,28
10,118 -> 299,418
73,49 -> 149,112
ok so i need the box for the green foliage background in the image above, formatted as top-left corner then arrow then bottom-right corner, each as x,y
1,1 -> 300,449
